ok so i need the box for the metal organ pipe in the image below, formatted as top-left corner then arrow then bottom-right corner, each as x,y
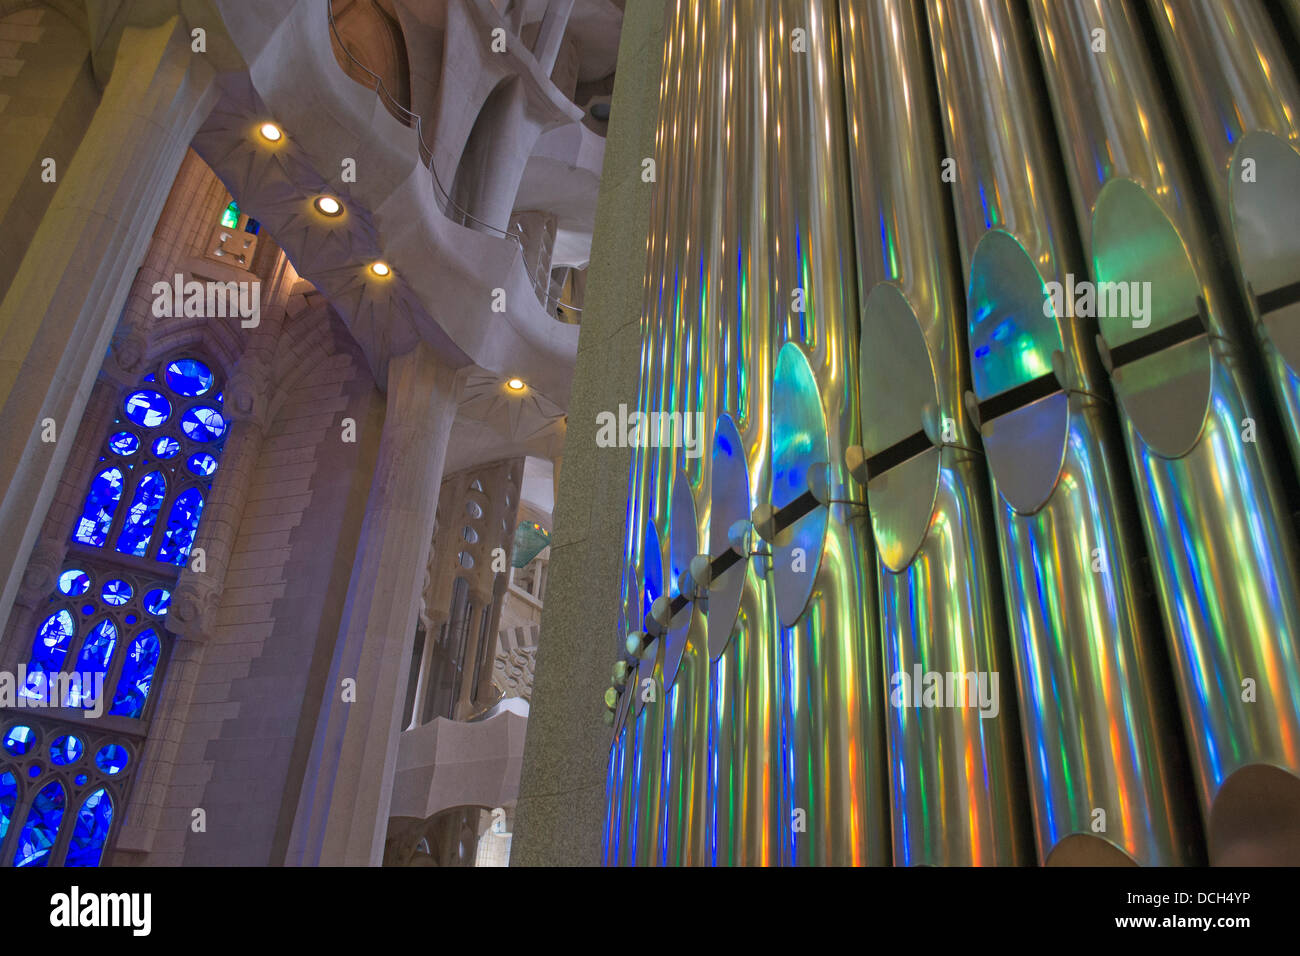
1027,0 -> 1300,864
1144,0 -> 1300,479
925,0 -> 1197,864
839,0 -> 1031,865
604,0 -> 890,867
602,0 -> 1300,867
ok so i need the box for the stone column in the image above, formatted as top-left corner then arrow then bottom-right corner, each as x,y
0,379 -> 119,672
287,342 -> 464,866
0,17 -> 218,628
532,0 -> 576,75
510,0 -> 667,867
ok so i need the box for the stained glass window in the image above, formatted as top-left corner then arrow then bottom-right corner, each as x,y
144,588 -> 171,616
123,390 -> 171,428
2,727 -> 34,757
22,610 -> 75,703
220,200 -> 239,229
115,471 -> 166,557
187,453 -> 218,477
152,436 -> 181,459
108,432 -> 139,455
11,780 -> 65,867
58,569 -> 90,596
101,579 -> 132,606
7,354 -> 228,866
157,489 -> 204,566
180,406 -> 227,442
64,620 -> 115,708
0,771 -> 14,842
95,746 -> 129,776
111,629 -> 161,718
165,358 -> 215,396
50,735 -> 83,766
65,789 -> 113,867
72,468 -> 123,546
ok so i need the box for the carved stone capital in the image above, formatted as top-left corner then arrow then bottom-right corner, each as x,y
223,360 -> 272,429
17,538 -> 64,606
105,328 -> 150,385
165,577 -> 220,640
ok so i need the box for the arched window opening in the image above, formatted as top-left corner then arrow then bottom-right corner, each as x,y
11,780 -> 65,868
71,468 -> 123,547
3,353 -> 227,867
65,789 -> 113,867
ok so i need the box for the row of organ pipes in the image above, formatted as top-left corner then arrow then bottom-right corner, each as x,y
601,0 -> 1300,866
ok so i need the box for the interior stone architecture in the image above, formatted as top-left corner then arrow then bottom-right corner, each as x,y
0,0 -> 614,868
3,0 -> 1300,874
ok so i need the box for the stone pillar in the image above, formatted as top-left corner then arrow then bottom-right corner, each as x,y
0,17 -> 218,629
287,342 -> 464,866
0,379 -> 119,673
532,0 -> 575,75
510,0 -> 667,867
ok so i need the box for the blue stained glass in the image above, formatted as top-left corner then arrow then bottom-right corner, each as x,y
164,358 -> 214,397
80,604 -> 94,616
101,579 -> 132,606
152,436 -> 181,458
123,390 -> 171,428
12,780 -> 65,867
22,610 -> 75,702
3,725 -> 35,757
72,467 -> 123,546
0,771 -> 15,842
64,619 -> 116,708
115,470 -> 166,557
74,773 -> 87,786
95,745 -> 129,775
108,431 -> 139,456
58,569 -> 90,596
28,765 -> 41,778
66,788 -> 113,867
144,588 -> 171,616
187,453 -> 218,477
142,373 -> 157,383
110,629 -> 161,718
50,734 -> 84,765
125,614 -> 137,625
180,406 -> 227,443
158,489 -> 204,566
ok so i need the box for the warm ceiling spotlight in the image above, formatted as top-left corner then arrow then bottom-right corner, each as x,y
258,122 -> 283,143
506,377 -> 526,392
314,195 -> 343,217
369,261 -> 391,277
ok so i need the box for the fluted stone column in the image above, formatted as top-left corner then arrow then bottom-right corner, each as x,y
288,342 -> 465,866
0,17 -> 218,628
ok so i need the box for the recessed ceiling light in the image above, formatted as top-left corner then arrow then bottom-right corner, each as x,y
258,122 -> 283,142
314,195 -> 343,217
506,378 -> 525,391
369,261 -> 391,277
